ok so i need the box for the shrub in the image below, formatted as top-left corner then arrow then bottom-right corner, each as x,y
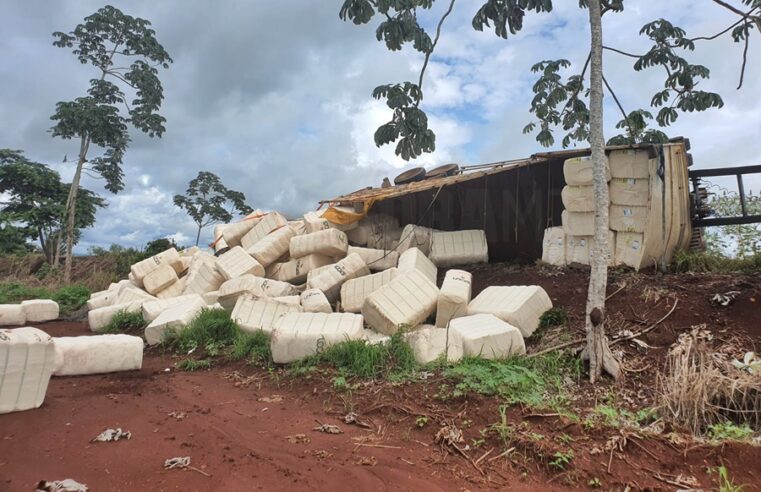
166,308 -> 241,353
0,282 -> 51,303
539,307 -> 568,328
708,421 -> 754,442
229,330 -> 271,366
52,284 -> 90,315
98,310 -> 146,334
672,250 -> 761,274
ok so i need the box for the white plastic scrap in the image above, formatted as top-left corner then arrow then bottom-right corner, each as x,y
36,479 -> 88,492
91,428 -> 132,442
164,456 -> 191,470
711,291 -> 740,306
732,352 -> 761,374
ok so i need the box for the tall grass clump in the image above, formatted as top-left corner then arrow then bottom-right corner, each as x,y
672,250 -> 761,274
98,310 -> 146,334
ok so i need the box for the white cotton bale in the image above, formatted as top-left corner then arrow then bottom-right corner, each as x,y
563,155 -> 610,186
130,248 -> 182,284
316,207 -> 359,232
361,269 -> 439,335
609,205 -> 648,233
405,326 -> 463,364
347,246 -> 398,272
270,312 -> 364,363
212,228 -> 230,254
0,327 -> 55,414
541,227 -> 566,266
303,211 -> 331,234
397,247 -> 438,286
183,261 -> 225,296
247,226 -> 296,267
144,297 -> 207,345
52,334 -> 143,376
271,296 -> 301,306
289,228 -> 349,259
346,214 -> 399,246
87,291 -> 117,311
215,246 -> 265,280
217,274 -> 299,311
20,300 -> 59,323
178,256 -> 192,274
222,211 -> 265,246
300,289 -> 332,313
142,263 -> 178,295
467,286 -> 552,338
366,227 -> 403,250
155,277 -> 188,299
562,209 -> 596,237
429,230 -> 488,268
180,246 -> 200,257
117,286 -> 156,305
609,149 -> 650,179
306,253 -> 369,302
396,224 -> 435,255
340,268 -> 397,313
240,212 -> 288,251
610,177 -> 649,206
565,235 -> 591,265
435,270 -> 472,328
305,263 -> 336,286
266,254 -> 333,284
615,232 -> 648,270
88,301 -> 142,332
0,305 -> 26,326
561,185 -> 595,212
142,294 -> 204,322
202,290 -> 220,305
231,295 -> 302,335
288,219 -> 307,236
450,314 -> 525,359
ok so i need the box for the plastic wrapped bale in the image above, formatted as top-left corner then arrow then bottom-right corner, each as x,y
20,300 -> 59,323
450,314 -> 525,359
340,268 -> 397,313
405,326 -> 463,364
306,262 -> 336,286
183,261 -> 225,296
366,227 -> 403,250
306,253 -> 369,302
217,275 -> 299,311
144,297 -> 207,345
270,312 -> 364,363
222,210 -> 265,246
563,155 -> 610,186
303,211 -> 331,234
300,289 -> 332,313
142,294 -> 204,322
288,219 -> 307,236
215,246 -> 265,280
0,327 -> 55,414
361,269 -> 439,335
142,263 -> 178,295
541,227 -> 566,266
566,231 -> 616,266
610,177 -> 649,206
117,286 -> 157,304
346,214 -> 399,245
347,246 -> 398,272
396,224 -> 435,255
609,148 -> 650,179
271,295 -> 300,305
615,232 -> 649,270
266,254 -> 333,284
52,334 -> 143,376
435,269 -> 472,328
397,247 -> 437,286
318,206 -> 360,231
429,230 -> 488,268
212,224 -> 230,254
180,246 -> 200,257
562,209 -> 595,237
240,212 -> 288,251
202,290 -> 219,305
130,248 -> 182,285
231,295 -> 302,335
88,301 -> 142,332
156,277 -> 187,299
0,305 -> 27,326
289,228 -> 349,259
561,185 -> 595,212
609,205 -> 648,233
87,290 -> 117,311
247,225 -> 296,267
467,286 -> 552,338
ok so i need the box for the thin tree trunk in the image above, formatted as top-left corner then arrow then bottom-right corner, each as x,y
585,0 -> 620,383
53,233 -> 61,267
64,135 -> 89,283
195,224 -> 202,246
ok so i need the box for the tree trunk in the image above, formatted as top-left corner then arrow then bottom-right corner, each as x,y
585,0 -> 620,383
195,224 -> 202,246
64,135 -> 89,284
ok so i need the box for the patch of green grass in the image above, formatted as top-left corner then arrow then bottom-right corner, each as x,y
672,250 -> 761,274
549,450 -> 574,470
293,331 -> 417,379
98,310 -> 146,334
415,416 -> 429,428
590,405 -> 657,429
490,405 -> 515,445
539,307 -> 568,328
443,352 -> 581,408
177,358 -> 212,371
708,422 -> 754,442
229,330 -> 271,366
715,465 -> 745,492
0,282 -> 90,315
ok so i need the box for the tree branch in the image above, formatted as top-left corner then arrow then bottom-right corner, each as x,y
602,74 -> 629,128
737,32 -> 750,89
416,0 -> 456,106
711,0 -> 749,17
603,45 -> 641,58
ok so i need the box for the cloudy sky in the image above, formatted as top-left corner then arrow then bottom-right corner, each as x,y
1,0 -> 758,252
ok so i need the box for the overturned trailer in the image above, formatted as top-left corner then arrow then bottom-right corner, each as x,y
319,141 -> 693,270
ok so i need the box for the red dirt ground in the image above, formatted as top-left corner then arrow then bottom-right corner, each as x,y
1,266 -> 760,491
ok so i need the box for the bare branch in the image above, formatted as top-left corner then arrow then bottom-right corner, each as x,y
416,0 -> 456,107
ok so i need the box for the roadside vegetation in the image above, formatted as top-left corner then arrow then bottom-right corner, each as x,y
0,282 -> 89,315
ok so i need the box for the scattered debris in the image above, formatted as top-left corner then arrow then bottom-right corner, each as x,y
313,420 -> 342,434
258,395 -> 283,403
163,456 -> 211,477
354,455 -> 378,466
711,291 -> 741,306
732,352 -> 761,374
285,434 -> 310,444
343,412 -> 372,429
91,428 -> 131,442
168,411 -> 187,420
36,479 -> 88,492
